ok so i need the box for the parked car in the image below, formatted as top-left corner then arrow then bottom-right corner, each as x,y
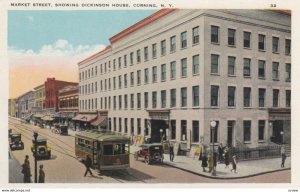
134,143 -> 164,165
9,133 -> 24,150
31,136 -> 51,159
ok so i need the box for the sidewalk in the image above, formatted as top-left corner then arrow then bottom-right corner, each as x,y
130,145 -> 291,179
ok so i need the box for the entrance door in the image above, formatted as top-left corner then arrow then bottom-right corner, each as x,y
150,120 -> 168,143
227,121 -> 235,147
272,120 -> 284,144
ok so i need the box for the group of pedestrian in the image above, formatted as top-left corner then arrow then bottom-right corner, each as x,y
21,155 -> 45,183
200,144 -> 237,174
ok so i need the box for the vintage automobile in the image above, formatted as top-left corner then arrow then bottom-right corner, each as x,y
31,136 -> 51,159
9,133 -> 24,150
134,143 -> 164,165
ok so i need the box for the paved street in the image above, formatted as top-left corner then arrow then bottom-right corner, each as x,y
9,117 -> 291,183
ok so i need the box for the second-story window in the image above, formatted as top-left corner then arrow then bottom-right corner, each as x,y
137,70 -> 141,85
170,61 -> 176,80
243,58 -> 251,77
161,64 -> 166,81
286,63 -> 291,82
211,54 -> 219,74
130,72 -> 134,86
258,60 -> 265,79
144,68 -> 149,84
152,66 -> 157,83
272,62 -> 279,80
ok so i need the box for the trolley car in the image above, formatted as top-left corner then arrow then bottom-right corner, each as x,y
75,130 -> 130,171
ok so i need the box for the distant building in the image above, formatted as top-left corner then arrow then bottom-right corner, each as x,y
32,84 -> 45,114
8,98 -> 17,117
44,78 -> 78,112
78,10 -> 290,148
16,90 -> 35,119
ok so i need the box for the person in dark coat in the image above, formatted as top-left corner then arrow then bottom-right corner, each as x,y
169,143 -> 174,161
224,147 -> 230,168
22,155 -> 32,183
201,153 -> 208,172
84,155 -> 93,177
281,152 -> 287,168
38,164 -> 45,183
218,143 -> 224,163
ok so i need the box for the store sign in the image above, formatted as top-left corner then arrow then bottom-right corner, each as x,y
148,112 -> 169,120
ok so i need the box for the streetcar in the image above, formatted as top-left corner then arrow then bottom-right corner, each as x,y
75,130 -> 130,171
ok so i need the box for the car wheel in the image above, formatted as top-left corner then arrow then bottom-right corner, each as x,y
145,156 -> 150,165
134,152 -> 138,161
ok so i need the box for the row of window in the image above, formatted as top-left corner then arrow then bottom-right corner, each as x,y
79,56 -> 291,96
58,98 -> 79,108
210,25 -> 291,55
79,86 -> 291,111
79,26 -> 200,81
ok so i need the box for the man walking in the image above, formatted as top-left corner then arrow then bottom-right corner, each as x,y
281,146 -> 286,168
84,155 -> 93,177
21,155 -> 32,183
38,164 -> 45,183
169,143 -> 174,161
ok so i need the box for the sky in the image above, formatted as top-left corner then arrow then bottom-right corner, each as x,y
8,10 -> 157,98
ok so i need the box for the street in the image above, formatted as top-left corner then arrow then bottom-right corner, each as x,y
9,118 -> 291,183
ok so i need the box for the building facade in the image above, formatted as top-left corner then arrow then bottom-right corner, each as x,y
32,84 -> 45,114
78,9 -> 291,148
58,84 -> 79,112
16,90 -> 35,119
8,98 -> 17,117
44,78 -> 78,111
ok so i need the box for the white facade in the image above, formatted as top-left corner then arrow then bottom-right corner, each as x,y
78,9 -> 291,148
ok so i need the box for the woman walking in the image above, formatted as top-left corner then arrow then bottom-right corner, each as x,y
207,153 -> 213,173
201,153 -> 208,172
224,148 -> 230,168
231,155 -> 237,173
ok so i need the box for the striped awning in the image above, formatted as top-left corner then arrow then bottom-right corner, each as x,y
72,114 -> 97,122
90,115 -> 107,126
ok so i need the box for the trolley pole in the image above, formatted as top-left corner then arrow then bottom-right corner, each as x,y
33,131 -> 38,183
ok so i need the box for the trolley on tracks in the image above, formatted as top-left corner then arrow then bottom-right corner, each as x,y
75,130 -> 130,171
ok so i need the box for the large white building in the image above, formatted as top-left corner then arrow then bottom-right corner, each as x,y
77,9 -> 291,149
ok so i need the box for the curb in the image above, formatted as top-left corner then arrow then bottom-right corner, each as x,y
163,162 -> 291,179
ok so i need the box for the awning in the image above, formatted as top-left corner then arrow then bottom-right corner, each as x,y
41,115 -> 54,121
72,114 -> 97,122
34,114 -> 44,118
90,115 -> 107,126
23,113 -> 33,120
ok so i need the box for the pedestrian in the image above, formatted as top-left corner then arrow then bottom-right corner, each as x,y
218,143 -> 224,163
224,148 -> 230,168
207,153 -> 213,173
21,155 -> 32,183
38,164 -> 45,183
84,154 -> 93,177
281,153 -> 286,168
231,155 -> 237,173
169,143 -> 174,161
201,153 -> 208,172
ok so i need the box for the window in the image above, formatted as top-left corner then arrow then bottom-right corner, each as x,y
211,54 -> 219,74
113,117 -> 117,131
243,120 -> 251,142
192,121 -> 199,142
286,90 -> 291,107
244,31 -> 251,48
228,86 -> 236,107
124,94 -> 128,109
161,40 -> 166,56
130,94 -> 134,109
193,26 -> 199,44
137,118 -> 141,135
95,81 -> 98,92
124,74 -> 128,88
113,77 -> 116,89
152,66 -> 157,83
118,57 -> 122,69
244,87 -> 251,107
228,28 -> 236,46
144,68 -> 149,84
170,36 -> 176,52
144,92 -> 148,109
124,118 -> 128,133
286,63 -> 291,82
170,61 -> 176,79
181,120 -> 187,141
258,34 -> 266,51
161,64 -> 166,81
192,86 -> 199,107
144,119 -> 149,136
130,118 -> 134,134
124,55 -> 127,67
258,88 -> 266,108
228,56 -> 236,76
243,58 -> 251,77
181,31 -> 187,48
170,89 -> 176,108
152,91 -> 157,108
211,85 -> 219,107
137,49 -> 141,63
119,118 -> 122,132
119,95 -> 122,110
193,55 -> 200,75
95,66 -> 98,76
113,96 -> 116,110
130,52 -> 134,65
285,39 -> 291,55
181,87 -> 187,107
181,58 -> 187,77
258,120 -> 265,141
211,25 -> 219,44
171,120 -> 176,140
273,89 -> 279,107
130,72 -> 134,86
137,70 -> 141,85
272,62 -> 279,80
272,37 -> 279,53
113,59 -> 116,70
118,75 -> 122,89
152,43 -> 157,58
258,60 -> 265,78
210,121 -> 219,143
144,46 -> 148,61
161,90 -> 166,108
137,93 -> 141,109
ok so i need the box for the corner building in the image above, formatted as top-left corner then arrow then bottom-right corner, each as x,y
78,9 -> 291,149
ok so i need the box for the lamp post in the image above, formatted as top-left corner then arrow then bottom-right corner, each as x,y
280,131 -> 284,145
210,120 -> 217,176
160,129 -> 163,144
33,131 -> 38,183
